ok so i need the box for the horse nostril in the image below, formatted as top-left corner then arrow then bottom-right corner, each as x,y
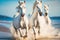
36,6 -> 38,8
39,12 -> 42,16
21,14 -> 25,17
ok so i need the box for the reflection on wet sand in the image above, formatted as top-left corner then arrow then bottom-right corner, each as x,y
37,38 -> 60,40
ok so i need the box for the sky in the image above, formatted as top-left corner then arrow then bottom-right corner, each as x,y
0,0 -> 60,17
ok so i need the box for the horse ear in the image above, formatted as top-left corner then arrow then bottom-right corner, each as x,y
18,0 -> 20,3
24,0 -> 26,3
40,0 -> 42,3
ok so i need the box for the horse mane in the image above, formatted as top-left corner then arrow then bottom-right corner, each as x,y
33,1 -> 37,13
20,2 -> 24,5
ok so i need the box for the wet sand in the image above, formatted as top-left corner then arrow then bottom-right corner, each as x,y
0,25 -> 10,33
0,21 -> 60,40
37,38 -> 60,40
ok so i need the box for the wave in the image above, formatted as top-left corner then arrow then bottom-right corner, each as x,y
50,16 -> 60,20
0,15 -> 13,21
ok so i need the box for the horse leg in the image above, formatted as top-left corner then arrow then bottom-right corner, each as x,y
18,28 -> 22,37
33,19 -> 37,40
25,27 -> 27,37
13,26 -> 18,34
32,26 -> 37,40
37,25 -> 40,35
32,25 -> 36,35
36,19 -> 40,34
38,23 -> 40,34
23,23 -> 27,38
38,25 -> 40,34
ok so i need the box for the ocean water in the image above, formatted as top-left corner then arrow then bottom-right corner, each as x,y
0,17 -> 60,40
0,38 -> 12,40
50,17 -> 60,29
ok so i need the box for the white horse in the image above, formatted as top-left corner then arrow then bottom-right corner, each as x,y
37,4 -> 53,37
37,3 -> 60,37
10,0 -> 28,40
44,4 -> 51,25
28,0 -> 42,40
44,4 -> 60,37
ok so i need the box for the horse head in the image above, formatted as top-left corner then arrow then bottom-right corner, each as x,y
32,0 -> 42,16
16,0 -> 26,17
44,4 -> 51,25
29,0 -> 42,29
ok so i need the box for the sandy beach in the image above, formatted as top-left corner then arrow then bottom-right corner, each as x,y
0,21 -> 60,40
0,25 -> 10,32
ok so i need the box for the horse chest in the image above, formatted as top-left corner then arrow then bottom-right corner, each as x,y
20,17 -> 26,29
20,20 -> 24,26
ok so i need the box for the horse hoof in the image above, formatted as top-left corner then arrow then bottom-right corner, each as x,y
38,31 -> 40,34
23,35 -> 27,38
20,35 -> 22,37
25,35 -> 27,37
34,32 -> 36,35
35,39 -> 37,40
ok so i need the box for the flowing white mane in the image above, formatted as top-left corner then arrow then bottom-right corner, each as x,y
33,0 -> 42,14
44,4 -> 49,13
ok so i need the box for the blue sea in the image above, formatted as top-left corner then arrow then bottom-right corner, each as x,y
0,16 -> 60,40
50,17 -> 60,29
0,16 -> 60,28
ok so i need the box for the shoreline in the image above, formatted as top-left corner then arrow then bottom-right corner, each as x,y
0,25 -> 10,33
